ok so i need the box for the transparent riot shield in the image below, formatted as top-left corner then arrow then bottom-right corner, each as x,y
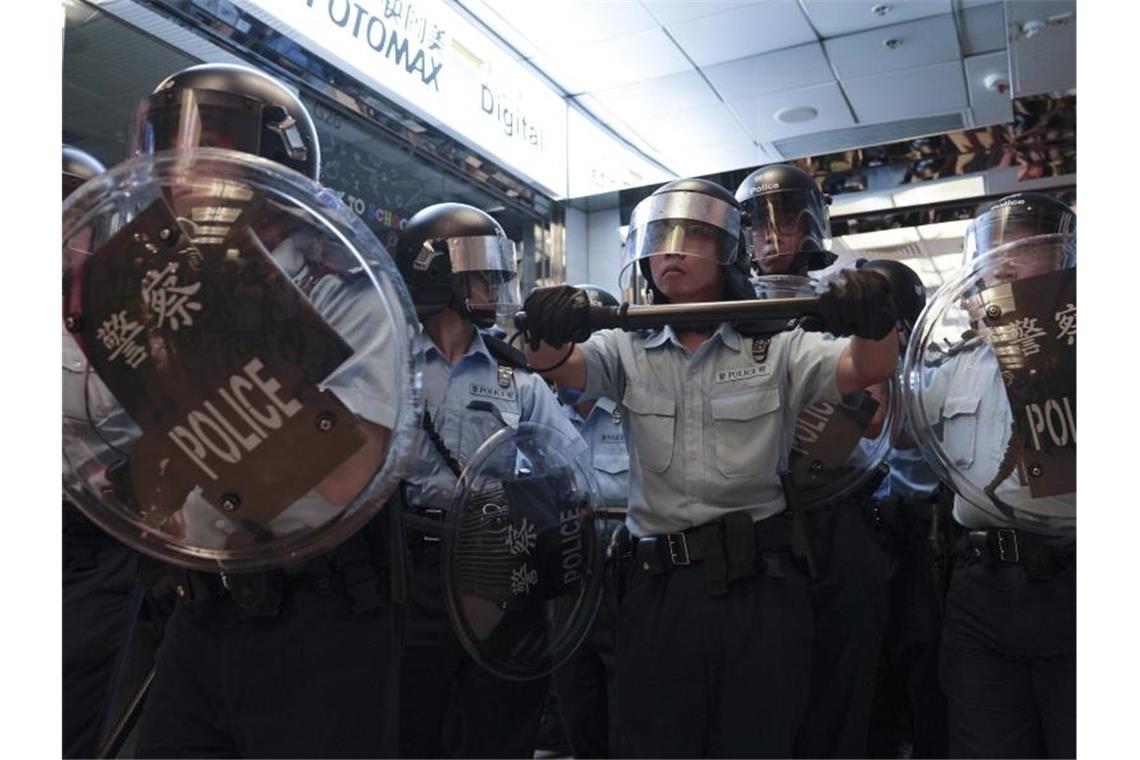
62,148 -> 421,572
443,422 -> 605,681
903,234 -> 1076,528
754,276 -> 896,506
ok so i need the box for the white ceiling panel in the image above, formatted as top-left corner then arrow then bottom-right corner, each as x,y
959,2 -> 1008,55
801,0 -> 951,37
669,140 -> 761,177
825,14 -> 960,80
663,1 -> 818,67
571,94 -> 666,163
1007,0 -> 1076,97
479,0 -> 657,51
456,0 -> 538,59
702,43 -> 834,102
737,82 -> 856,141
633,102 -> 753,149
588,69 -> 720,119
532,27 -> 692,93
843,60 -> 968,123
640,0 -> 760,25
969,102 -> 1014,129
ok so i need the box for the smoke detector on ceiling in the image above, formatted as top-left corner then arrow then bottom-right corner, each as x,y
984,73 -> 1010,95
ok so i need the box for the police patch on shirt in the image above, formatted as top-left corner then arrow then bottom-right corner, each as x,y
469,382 -> 517,402
716,365 -> 771,383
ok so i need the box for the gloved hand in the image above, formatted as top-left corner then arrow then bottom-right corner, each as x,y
521,285 -> 592,350
856,259 -> 926,342
817,269 -> 898,340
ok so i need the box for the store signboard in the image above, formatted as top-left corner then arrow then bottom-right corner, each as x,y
566,108 -> 671,198
234,0 -> 569,197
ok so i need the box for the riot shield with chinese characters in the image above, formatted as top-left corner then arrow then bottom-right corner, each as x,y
62,149 -> 420,572
754,276 -> 896,506
442,422 -> 605,681
903,233 -> 1075,530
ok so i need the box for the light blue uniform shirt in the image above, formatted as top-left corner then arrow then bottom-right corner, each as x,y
561,397 -> 630,509
580,323 -> 849,537
919,344 -> 1075,537
404,329 -> 585,511
873,446 -> 942,503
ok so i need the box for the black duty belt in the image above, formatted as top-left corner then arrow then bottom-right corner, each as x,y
958,527 -> 1075,580
627,512 -> 793,595
405,507 -> 445,545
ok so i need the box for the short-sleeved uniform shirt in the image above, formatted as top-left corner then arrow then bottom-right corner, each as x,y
561,397 -> 630,509
404,329 -> 584,511
919,344 -> 1075,538
580,323 -> 849,537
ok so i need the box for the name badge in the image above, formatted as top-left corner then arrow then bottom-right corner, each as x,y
716,365 -> 771,383
469,382 -> 517,402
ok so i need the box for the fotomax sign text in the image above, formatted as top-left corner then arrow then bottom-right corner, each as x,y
234,0 -> 568,197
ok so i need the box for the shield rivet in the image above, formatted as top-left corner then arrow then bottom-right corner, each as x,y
316,412 -> 336,432
221,494 -> 241,512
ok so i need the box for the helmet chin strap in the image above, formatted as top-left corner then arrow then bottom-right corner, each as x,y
450,293 -> 496,329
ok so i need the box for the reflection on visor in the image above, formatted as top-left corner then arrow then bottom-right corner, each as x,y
448,235 -> 518,276
129,89 -> 264,158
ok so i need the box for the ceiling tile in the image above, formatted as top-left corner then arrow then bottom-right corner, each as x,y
969,102 -> 1014,129
737,81 -> 856,141
588,69 -> 721,119
1007,0 -> 1076,97
479,0 -> 657,51
640,0 -> 760,25
632,102 -> 753,150
959,2 -> 1008,55
964,51 -> 1011,110
825,14 -> 960,80
664,1 -> 818,67
801,0 -> 950,38
531,28 -> 692,93
842,60 -> 968,122
669,140 -> 761,177
702,43 -> 834,102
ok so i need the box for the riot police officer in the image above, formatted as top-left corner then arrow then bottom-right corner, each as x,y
394,202 -> 585,758
62,144 -> 145,759
736,163 -> 894,758
520,177 -> 902,757
913,193 -> 1076,758
120,64 -> 409,758
548,284 -> 630,759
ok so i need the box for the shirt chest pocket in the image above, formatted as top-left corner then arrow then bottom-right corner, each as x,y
592,444 -> 630,475
622,385 -> 676,473
710,387 -> 782,479
459,398 -> 519,460
941,394 -> 981,468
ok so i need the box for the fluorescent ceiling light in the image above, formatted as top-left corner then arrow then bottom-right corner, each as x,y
893,176 -> 985,208
917,219 -> 972,240
839,227 -> 920,250
830,194 -> 894,216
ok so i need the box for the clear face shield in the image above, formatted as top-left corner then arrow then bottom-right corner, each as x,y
742,189 -> 829,275
447,235 -> 522,325
619,191 -> 740,289
127,87 -> 309,165
963,199 -> 1075,266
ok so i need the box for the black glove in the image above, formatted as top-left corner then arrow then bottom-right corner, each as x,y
856,259 -> 926,342
817,269 -> 898,340
521,285 -> 591,350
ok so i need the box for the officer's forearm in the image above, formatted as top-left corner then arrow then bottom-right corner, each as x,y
837,334 -> 898,395
524,341 -> 587,390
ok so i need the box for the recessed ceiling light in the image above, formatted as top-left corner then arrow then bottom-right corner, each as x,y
775,106 -> 818,124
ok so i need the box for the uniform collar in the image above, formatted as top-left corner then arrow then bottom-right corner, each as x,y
644,322 -> 742,352
414,327 -> 495,365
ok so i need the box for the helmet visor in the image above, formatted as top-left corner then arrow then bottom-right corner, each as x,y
448,235 -> 521,316
128,89 -> 265,159
965,198 -> 1075,264
742,189 -> 829,274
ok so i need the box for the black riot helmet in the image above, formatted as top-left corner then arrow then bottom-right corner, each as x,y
128,63 -> 320,181
396,203 -> 521,328
622,177 -> 750,304
964,192 -> 1075,265
735,163 -> 836,274
62,145 -> 105,200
